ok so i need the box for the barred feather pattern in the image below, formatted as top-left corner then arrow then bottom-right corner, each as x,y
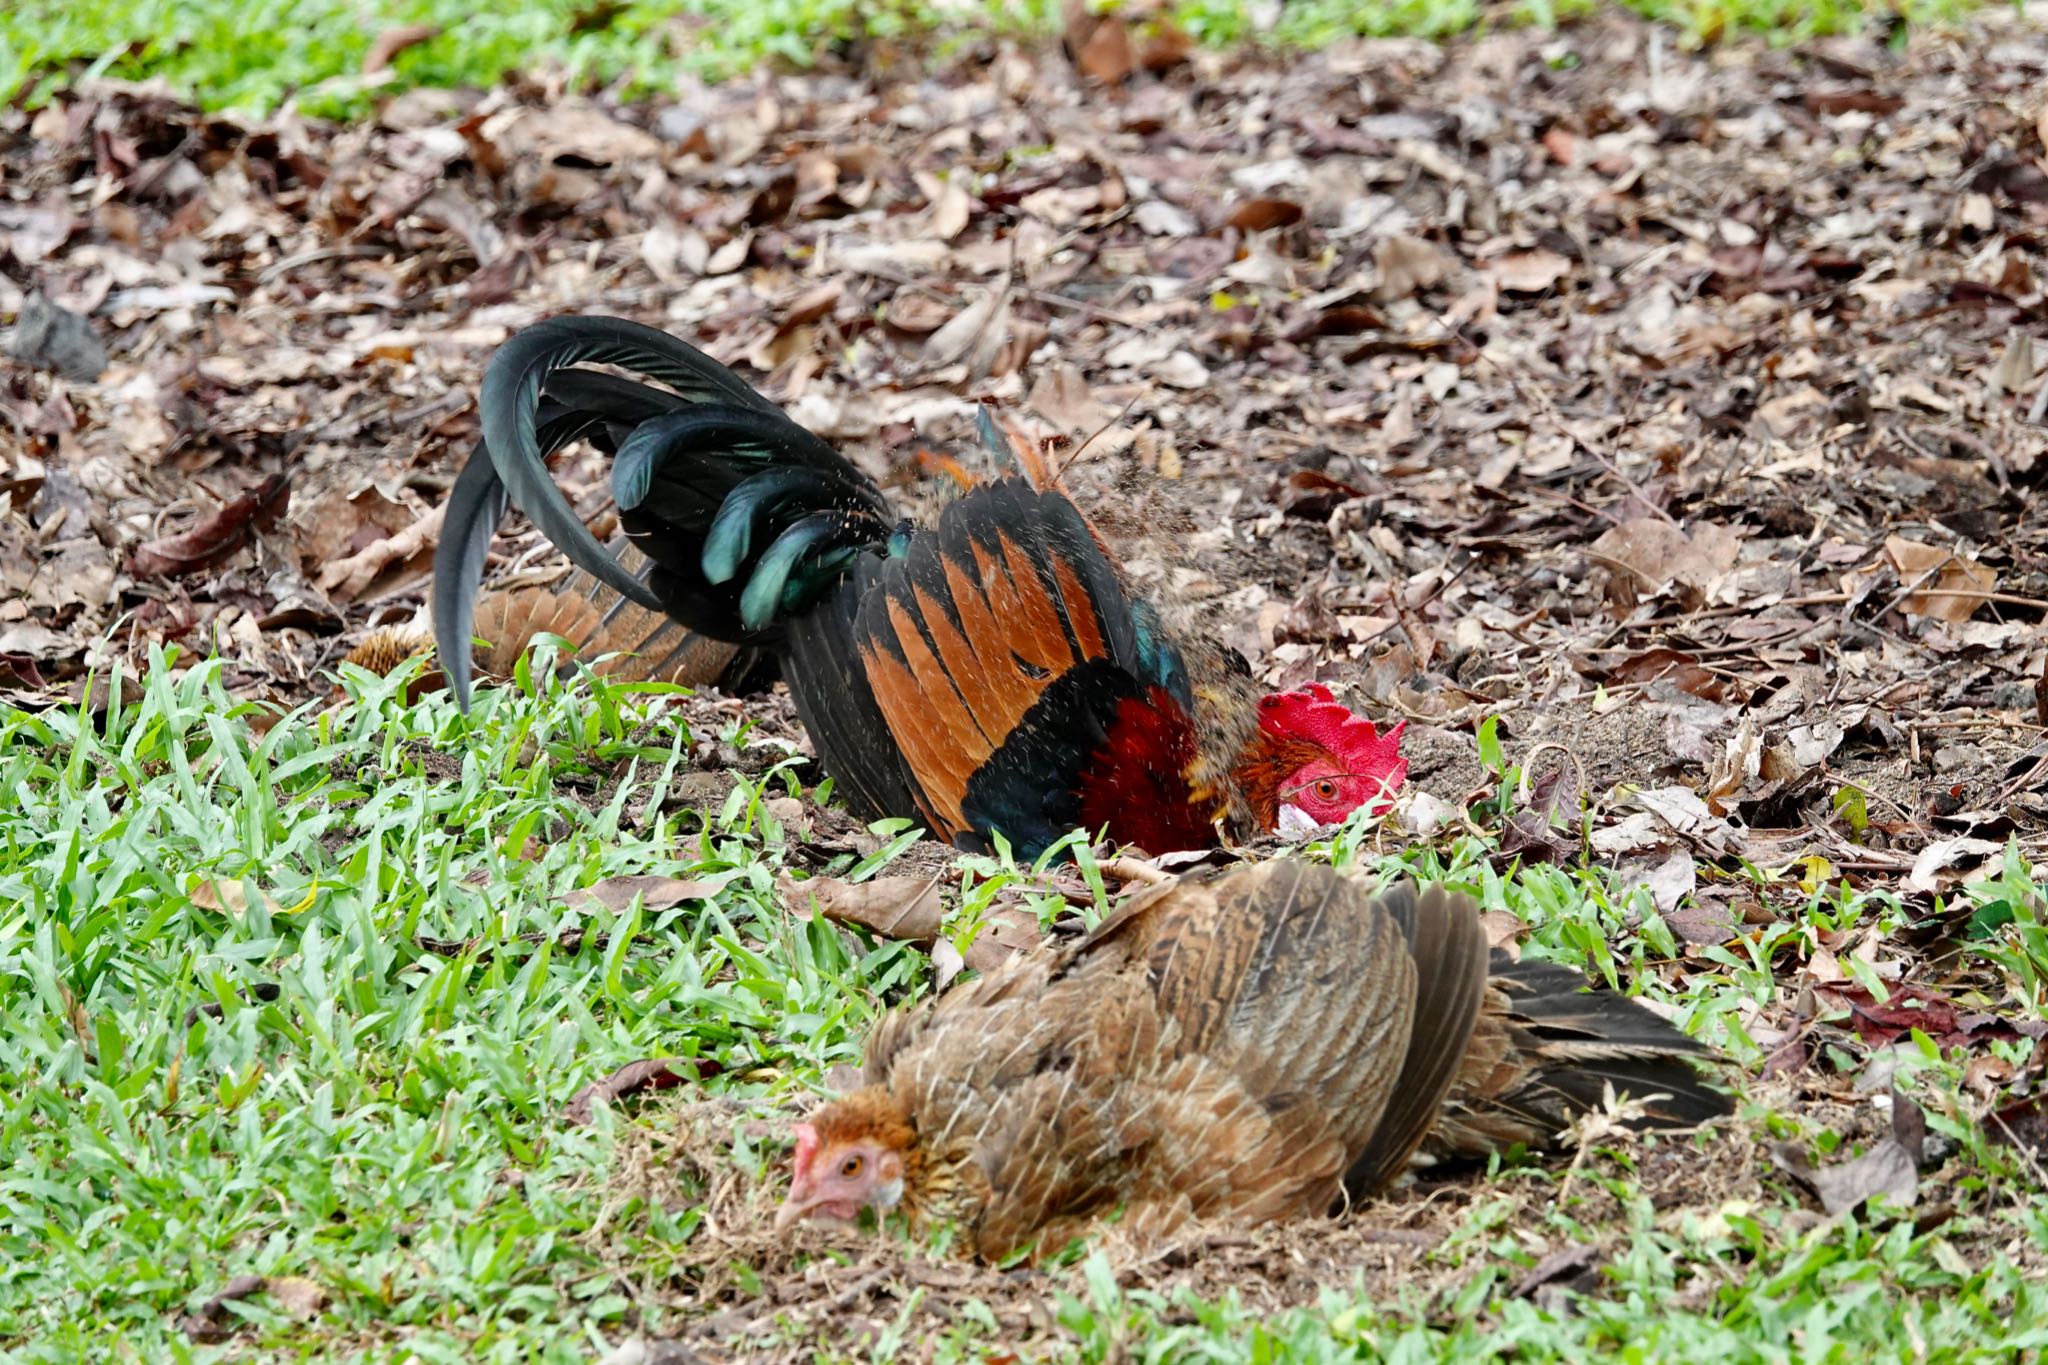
789,862 -> 1729,1261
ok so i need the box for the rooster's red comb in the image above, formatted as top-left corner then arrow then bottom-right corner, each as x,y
1257,682 -> 1408,799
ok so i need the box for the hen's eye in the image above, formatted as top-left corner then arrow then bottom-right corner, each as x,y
1314,780 -> 1339,801
839,1155 -> 864,1178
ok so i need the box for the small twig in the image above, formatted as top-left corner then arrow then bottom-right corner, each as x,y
1100,856 -> 1171,887
256,243 -> 391,286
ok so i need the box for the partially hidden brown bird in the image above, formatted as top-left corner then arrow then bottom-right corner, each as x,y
776,860 -> 1728,1260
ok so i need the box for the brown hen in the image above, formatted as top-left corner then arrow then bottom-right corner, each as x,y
776,860 -> 1728,1260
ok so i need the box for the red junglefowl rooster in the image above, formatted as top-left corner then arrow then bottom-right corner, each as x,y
777,860 -> 1728,1260
432,316 -> 1407,858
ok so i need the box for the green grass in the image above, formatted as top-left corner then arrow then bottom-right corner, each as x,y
1,0 -> 1982,119
1,649 -> 2044,1361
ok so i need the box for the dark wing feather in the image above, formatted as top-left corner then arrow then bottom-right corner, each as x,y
852,480 -> 1163,849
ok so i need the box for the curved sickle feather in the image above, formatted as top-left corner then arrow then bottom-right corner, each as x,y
431,440 -> 512,712
479,316 -> 782,612
433,403 -> 618,710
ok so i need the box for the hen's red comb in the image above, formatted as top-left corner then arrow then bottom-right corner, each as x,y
792,1123 -> 820,1180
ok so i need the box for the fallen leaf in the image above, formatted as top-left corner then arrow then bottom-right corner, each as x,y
265,1276 -> 328,1320
782,872 -> 945,941
189,879 -> 285,917
1884,535 -> 1997,624
1225,198 -> 1303,233
316,502 -> 440,600
924,290 -> 1013,377
180,1274 -> 268,1343
926,176 -> 973,240
8,292 -> 106,382
362,23 -> 438,74
1484,249 -> 1571,293
1374,235 -> 1450,300
1906,836 -> 2004,893
128,474 -> 291,578
1074,11 -> 1135,83
931,936 -> 967,991
1771,1090 -> 1923,1216
562,1057 -> 722,1125
1026,362 -> 1112,434
961,906 -> 1044,971
567,875 -> 721,914
1134,199 -> 1198,237
1588,519 -> 1739,605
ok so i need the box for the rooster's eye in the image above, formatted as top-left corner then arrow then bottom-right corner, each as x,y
839,1155 -> 864,1178
1314,780 -> 1339,801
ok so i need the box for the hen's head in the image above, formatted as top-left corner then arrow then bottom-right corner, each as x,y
774,1088 -> 915,1234
1254,682 -> 1408,832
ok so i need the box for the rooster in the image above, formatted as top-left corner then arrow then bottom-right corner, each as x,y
776,860 -> 1729,1259
433,316 -> 1406,857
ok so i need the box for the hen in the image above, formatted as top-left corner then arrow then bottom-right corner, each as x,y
776,860 -> 1728,1260
432,316 -> 1407,858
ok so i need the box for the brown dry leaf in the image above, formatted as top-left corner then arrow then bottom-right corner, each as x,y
962,906 -> 1046,971
887,293 -> 953,333
1484,249 -> 1572,293
567,875 -> 721,914
782,872 -> 945,940
563,1056 -> 722,1125
127,474 -> 290,578
265,1276 -> 329,1320
1026,362 -> 1112,434
1478,910 -> 1523,953
926,177 -> 974,240
924,289 -> 1011,374
1771,1091 -> 1923,1216
1906,836 -> 2004,894
479,103 -> 663,168
1884,535 -> 1997,623
1588,519 -> 1739,604
1374,235 -> 1450,300
316,502 -> 441,601
1074,13 -> 1135,84
362,23 -> 438,74
1139,19 -> 1194,71
188,880 -> 270,916
180,1275 -> 268,1343
1226,199 -> 1304,233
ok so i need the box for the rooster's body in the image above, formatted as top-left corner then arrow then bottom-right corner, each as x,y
778,861 -> 1728,1260
433,317 -> 1406,857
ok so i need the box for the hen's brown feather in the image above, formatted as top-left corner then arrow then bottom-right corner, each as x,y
800,861 -> 1728,1260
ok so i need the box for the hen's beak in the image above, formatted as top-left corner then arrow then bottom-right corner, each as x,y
773,1182 -> 819,1233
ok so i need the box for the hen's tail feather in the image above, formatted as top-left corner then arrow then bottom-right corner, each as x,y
1425,951 -> 1729,1163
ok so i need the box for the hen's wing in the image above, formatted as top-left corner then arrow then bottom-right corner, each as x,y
1080,863 -> 1473,1208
